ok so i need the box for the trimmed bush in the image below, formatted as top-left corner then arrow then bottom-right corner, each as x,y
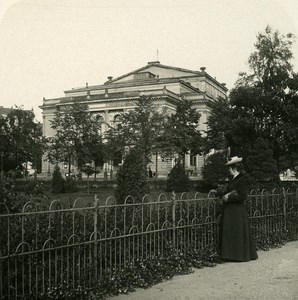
51,165 -> 64,193
202,151 -> 230,187
115,148 -> 149,204
166,164 -> 191,193
64,177 -> 78,193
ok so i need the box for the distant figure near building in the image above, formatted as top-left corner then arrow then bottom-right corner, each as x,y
213,156 -> 258,262
148,167 -> 153,178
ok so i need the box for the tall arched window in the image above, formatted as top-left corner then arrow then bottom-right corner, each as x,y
91,114 -> 105,134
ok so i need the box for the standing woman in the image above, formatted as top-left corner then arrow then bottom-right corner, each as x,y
217,156 -> 258,262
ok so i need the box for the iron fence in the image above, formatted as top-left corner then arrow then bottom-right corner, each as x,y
0,188 -> 297,299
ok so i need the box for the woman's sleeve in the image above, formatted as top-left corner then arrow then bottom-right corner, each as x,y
226,179 -> 247,203
216,184 -> 228,197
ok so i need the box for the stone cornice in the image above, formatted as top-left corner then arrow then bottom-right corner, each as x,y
40,94 -> 181,112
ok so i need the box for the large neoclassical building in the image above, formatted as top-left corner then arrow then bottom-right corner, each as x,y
40,61 -> 227,178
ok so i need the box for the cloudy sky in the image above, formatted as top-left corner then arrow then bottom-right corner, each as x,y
0,0 -> 298,122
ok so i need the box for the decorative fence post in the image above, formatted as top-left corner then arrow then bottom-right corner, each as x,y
171,191 -> 176,248
282,188 -> 288,236
93,195 -> 99,283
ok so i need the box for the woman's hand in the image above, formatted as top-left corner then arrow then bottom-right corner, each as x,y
222,194 -> 228,202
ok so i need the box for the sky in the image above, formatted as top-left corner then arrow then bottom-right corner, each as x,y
0,0 -> 298,122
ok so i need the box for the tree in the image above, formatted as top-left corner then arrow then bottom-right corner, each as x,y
230,26 -> 297,169
246,138 -> 279,182
1,107 -> 44,178
105,96 -> 166,172
205,26 -> 298,173
202,151 -> 230,187
245,26 -> 294,92
51,165 -> 64,193
103,125 -> 125,177
115,147 -> 149,204
0,116 -> 8,179
203,97 -> 231,152
48,102 -> 103,175
166,164 -> 191,193
162,100 -> 202,168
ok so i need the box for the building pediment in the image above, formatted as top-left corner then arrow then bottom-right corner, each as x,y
107,61 -> 202,84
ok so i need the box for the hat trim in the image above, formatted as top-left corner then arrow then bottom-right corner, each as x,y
225,156 -> 243,166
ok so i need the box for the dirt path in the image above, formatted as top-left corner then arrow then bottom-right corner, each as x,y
109,241 -> 298,300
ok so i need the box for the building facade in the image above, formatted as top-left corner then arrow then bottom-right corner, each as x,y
40,61 -> 227,177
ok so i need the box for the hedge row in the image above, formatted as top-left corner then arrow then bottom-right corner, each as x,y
10,178 -> 298,195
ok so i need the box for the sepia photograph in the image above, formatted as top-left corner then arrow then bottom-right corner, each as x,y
0,0 -> 298,299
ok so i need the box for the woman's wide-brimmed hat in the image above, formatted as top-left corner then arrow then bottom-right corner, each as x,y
225,156 -> 243,166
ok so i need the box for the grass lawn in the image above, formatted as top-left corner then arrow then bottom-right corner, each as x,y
43,188 -> 115,207
42,187 -> 206,208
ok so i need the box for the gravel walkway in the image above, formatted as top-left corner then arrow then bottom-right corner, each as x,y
109,241 -> 298,300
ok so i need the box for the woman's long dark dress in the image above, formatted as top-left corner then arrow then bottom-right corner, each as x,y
219,173 -> 258,262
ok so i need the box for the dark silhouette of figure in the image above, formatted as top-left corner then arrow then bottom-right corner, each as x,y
213,156 -> 258,262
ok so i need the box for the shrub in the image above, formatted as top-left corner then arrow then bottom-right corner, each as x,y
63,177 -> 79,193
51,165 -> 64,193
246,137 -> 279,182
166,164 -> 190,193
115,148 -> 149,204
202,151 -> 230,187
24,181 -> 44,195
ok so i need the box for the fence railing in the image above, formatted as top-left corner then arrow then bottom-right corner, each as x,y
0,188 -> 297,299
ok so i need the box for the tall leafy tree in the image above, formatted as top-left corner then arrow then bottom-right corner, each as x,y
162,100 -> 202,168
206,26 -> 298,174
105,96 -> 165,171
230,26 -> 297,167
48,102 -> 103,175
1,107 -> 44,178
203,97 -> 231,152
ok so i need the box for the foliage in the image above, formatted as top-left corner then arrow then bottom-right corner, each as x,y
202,151 -> 230,186
23,181 -> 44,195
64,177 -> 79,193
81,164 -> 96,178
115,147 -> 149,204
51,165 -> 64,193
166,164 -> 191,192
90,243 -> 218,299
246,137 -> 279,182
244,26 -> 295,90
205,26 -> 298,173
105,96 -> 166,169
0,181 -> 22,213
105,97 -> 203,172
0,107 -> 44,177
203,97 -> 231,152
48,101 -> 103,175
160,100 -> 202,167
